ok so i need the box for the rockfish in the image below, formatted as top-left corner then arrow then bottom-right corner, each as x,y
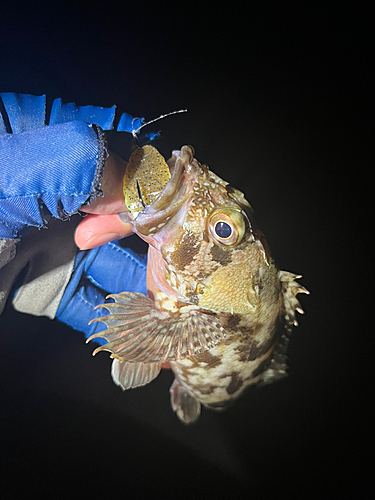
88,145 -> 309,424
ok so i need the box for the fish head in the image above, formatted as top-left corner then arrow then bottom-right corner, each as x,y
124,145 -> 274,316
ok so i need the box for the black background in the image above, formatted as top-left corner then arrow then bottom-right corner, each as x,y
0,2 -> 371,499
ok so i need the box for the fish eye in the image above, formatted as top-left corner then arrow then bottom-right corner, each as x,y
208,209 -> 246,246
215,221 -> 232,239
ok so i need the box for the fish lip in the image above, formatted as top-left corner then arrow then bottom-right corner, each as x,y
131,146 -> 196,229
150,146 -> 195,208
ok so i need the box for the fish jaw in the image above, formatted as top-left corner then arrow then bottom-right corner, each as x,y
128,146 -> 196,239
146,245 -> 176,299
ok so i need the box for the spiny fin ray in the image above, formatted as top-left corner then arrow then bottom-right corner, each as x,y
87,292 -> 226,363
279,270 -> 310,329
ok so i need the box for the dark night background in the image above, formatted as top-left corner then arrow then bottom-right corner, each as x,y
0,2 -> 371,499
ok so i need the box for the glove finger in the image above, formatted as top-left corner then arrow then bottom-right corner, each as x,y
56,281 -> 109,343
83,239 -> 147,294
56,240 -> 147,341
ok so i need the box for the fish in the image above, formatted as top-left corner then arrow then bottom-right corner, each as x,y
87,145 -> 309,424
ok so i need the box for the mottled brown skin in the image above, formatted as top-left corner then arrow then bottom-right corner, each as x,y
168,234 -> 283,409
143,147 -> 295,417
90,146 -> 308,424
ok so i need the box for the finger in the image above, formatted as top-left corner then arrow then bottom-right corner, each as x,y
81,152 -> 128,214
75,213 -> 133,250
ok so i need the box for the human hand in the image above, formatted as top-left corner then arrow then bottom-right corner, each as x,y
74,151 -> 136,250
0,92 -> 171,392
0,92 -> 157,344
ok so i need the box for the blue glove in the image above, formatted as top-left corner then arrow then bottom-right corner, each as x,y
56,241 -> 147,343
0,93 -> 147,342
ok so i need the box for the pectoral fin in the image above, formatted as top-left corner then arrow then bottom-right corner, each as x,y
87,292 -> 225,363
111,359 -> 161,390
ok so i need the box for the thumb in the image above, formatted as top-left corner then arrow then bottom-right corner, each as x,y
75,213 -> 133,250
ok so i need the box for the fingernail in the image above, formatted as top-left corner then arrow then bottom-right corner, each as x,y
80,232 -> 122,250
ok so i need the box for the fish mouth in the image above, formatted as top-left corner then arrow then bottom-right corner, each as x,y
122,145 -> 196,237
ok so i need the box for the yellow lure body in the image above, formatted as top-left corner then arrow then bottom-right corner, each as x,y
123,145 -> 171,217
